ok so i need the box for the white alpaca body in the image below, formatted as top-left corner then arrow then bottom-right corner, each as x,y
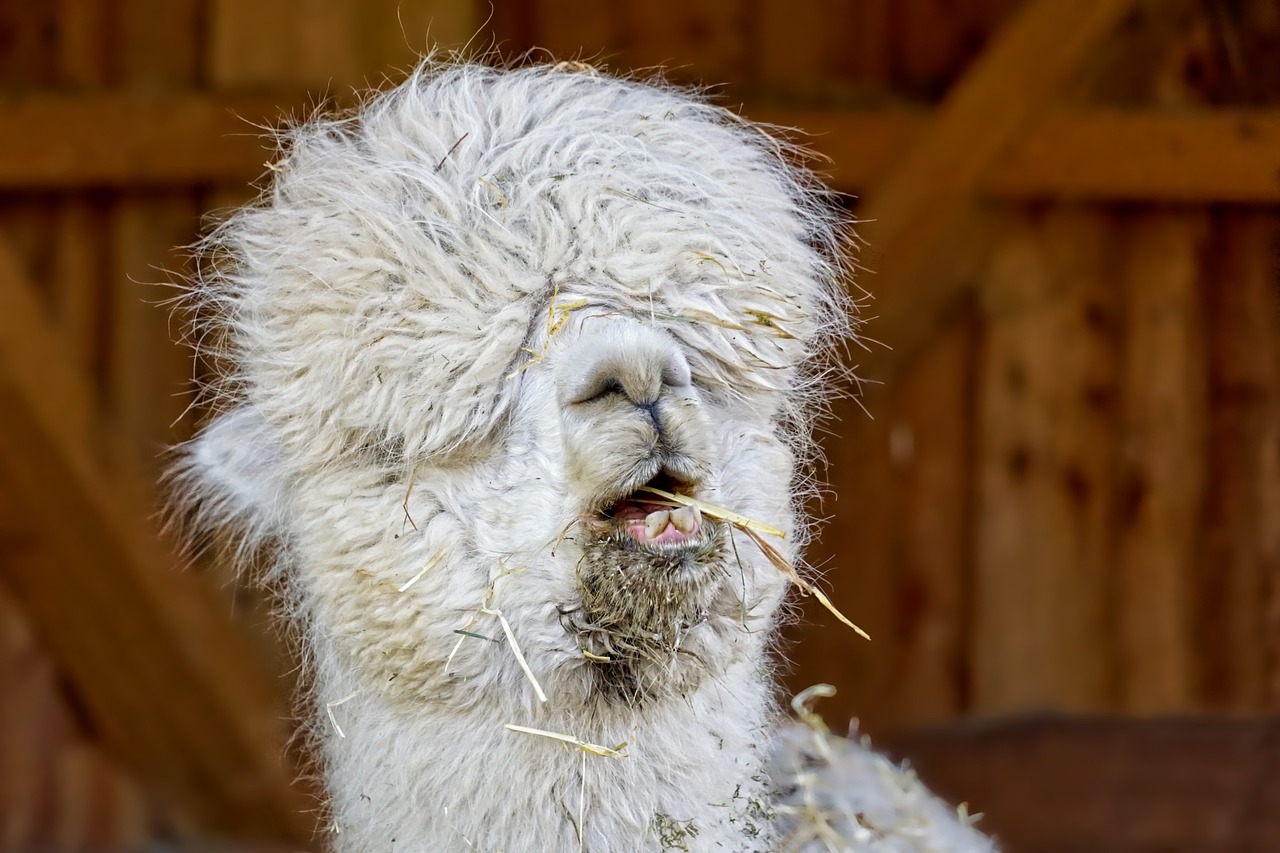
179,61 -> 992,852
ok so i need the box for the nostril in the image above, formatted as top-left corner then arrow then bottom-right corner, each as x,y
566,363 -> 663,408
556,320 -> 694,408
574,376 -> 629,405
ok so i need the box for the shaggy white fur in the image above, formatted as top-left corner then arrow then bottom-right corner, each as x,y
176,61 -> 992,852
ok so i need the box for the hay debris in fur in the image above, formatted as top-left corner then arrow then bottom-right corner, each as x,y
482,606 -> 549,704
509,285 -> 590,377
325,690 -> 361,739
773,686 -> 992,852
397,548 -> 445,591
504,724 -> 629,759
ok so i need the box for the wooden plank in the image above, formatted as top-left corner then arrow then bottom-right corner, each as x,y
972,209 -> 1119,714
844,0 -> 1136,383
786,317 -> 971,734
5,91 -> 1280,203
105,0 -> 206,485
984,108 -> 1280,202
616,0 -> 750,90
877,318 -> 975,728
1113,211 -> 1208,713
0,94 -> 290,188
0,230 -> 313,843
52,0 -> 112,459
1200,212 -> 1280,711
751,0 -> 861,99
883,716 -> 1280,851
893,0 -> 1021,100
107,197 -> 201,480
784,393 -> 895,733
861,0 -> 1136,245
54,0 -> 111,88
753,106 -> 1280,203
517,0 -> 620,64
207,0 -> 475,89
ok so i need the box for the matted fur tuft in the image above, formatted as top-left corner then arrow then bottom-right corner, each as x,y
173,59 -> 987,852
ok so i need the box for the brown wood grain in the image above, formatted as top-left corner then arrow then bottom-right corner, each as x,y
6,93 -> 1280,206
787,316 -> 975,734
972,209 -> 1120,714
880,319 -> 975,726
207,0 -> 474,90
794,392 -> 896,732
107,0 -> 209,491
0,94 -> 290,188
0,579 -> 154,849
751,0 -> 862,100
0,234 -> 315,842
894,0 -> 1021,100
616,0 -> 750,91
855,0 -> 1137,385
50,0 -> 111,411
523,0 -> 621,65
982,108 -> 1280,202
1200,212 -> 1280,711
1113,211 -> 1208,712
884,715 -> 1280,852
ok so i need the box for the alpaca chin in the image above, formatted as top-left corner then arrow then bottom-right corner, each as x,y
176,59 -> 993,852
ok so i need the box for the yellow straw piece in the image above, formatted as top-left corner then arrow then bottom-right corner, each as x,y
398,550 -> 446,592
505,724 -> 628,759
737,525 -> 871,641
481,607 -> 548,703
639,486 -> 786,539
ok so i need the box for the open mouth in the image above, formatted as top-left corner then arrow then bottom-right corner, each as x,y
599,470 -> 710,549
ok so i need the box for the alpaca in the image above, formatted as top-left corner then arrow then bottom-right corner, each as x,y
177,61 -> 992,852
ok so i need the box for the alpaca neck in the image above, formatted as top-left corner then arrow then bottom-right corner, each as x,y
316,650 -> 780,853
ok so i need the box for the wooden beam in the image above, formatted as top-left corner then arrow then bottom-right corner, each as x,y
2,93 -> 1279,204
982,108 -> 1280,203
847,0 -> 1138,381
757,106 -> 1280,204
0,236 -> 314,843
1113,211 -> 1208,713
0,93 -> 294,188
884,716 -> 1280,851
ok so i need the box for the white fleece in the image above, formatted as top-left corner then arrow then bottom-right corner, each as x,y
174,60 -> 991,853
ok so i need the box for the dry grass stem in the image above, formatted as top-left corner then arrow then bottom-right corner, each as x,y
642,488 -> 868,640
402,463 -> 419,530
508,285 -> 587,378
791,683 -> 837,736
325,690 -> 361,739
445,609 -> 484,673
737,525 -> 870,641
482,607 -> 548,703
504,724 -> 629,758
398,549 -> 446,592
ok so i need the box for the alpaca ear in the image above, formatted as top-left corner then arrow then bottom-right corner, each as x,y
187,406 -> 290,539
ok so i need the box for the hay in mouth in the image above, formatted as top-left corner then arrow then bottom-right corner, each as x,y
598,470 -> 714,551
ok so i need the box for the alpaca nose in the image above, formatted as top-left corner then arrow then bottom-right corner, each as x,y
557,320 -> 692,409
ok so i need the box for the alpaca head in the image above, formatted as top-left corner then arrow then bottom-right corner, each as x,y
182,62 -> 850,713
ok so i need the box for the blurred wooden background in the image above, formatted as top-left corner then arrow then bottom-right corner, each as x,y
2,0 -> 1279,849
